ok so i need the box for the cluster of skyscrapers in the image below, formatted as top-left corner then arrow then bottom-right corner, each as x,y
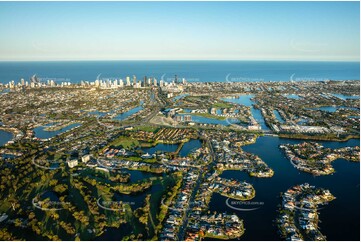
2,74 -> 187,90
89,75 -> 186,89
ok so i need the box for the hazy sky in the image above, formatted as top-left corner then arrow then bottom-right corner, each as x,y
0,1 -> 359,61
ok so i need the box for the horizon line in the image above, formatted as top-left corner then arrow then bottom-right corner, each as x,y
0,59 -> 359,63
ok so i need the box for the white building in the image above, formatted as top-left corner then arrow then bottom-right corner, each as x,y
81,155 -> 91,163
67,159 -> 78,168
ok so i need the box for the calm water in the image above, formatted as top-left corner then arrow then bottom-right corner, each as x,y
40,191 -> 60,202
88,110 -> 107,117
251,107 -> 270,130
141,139 -> 202,157
141,143 -> 178,155
0,130 -> 13,146
173,94 -> 189,101
222,94 -> 255,107
333,94 -> 360,100
124,169 -> 155,183
0,61 -> 359,84
87,102 -> 144,121
114,105 -> 143,121
34,123 -> 81,139
308,106 -> 360,113
222,94 -> 270,130
209,136 -> 360,241
178,139 -> 202,157
284,94 -> 301,99
273,110 -> 285,123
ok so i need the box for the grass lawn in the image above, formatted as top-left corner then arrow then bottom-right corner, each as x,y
110,136 -> 139,149
212,101 -> 233,109
133,125 -> 159,132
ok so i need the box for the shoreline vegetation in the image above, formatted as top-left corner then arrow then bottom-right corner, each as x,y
277,183 -> 336,241
0,127 -> 20,144
210,178 -> 256,201
203,224 -> 245,240
278,133 -> 360,142
0,78 -> 359,240
216,187 -> 255,201
42,121 -> 80,132
280,141 -> 360,176
0,127 -> 16,134
139,138 -> 191,147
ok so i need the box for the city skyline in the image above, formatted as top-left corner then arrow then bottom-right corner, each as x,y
0,1 -> 359,61
0,2 -> 360,241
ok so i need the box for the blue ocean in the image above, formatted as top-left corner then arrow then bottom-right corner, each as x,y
0,61 -> 359,84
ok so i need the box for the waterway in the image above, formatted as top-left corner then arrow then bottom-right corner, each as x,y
222,94 -> 255,107
88,102 -> 144,121
209,136 -> 360,241
124,169 -> 156,183
140,139 -> 202,157
222,95 -> 270,130
0,130 -> 13,146
284,94 -> 301,99
173,94 -> 189,101
33,123 -> 81,139
141,143 -> 178,155
332,94 -> 360,100
40,191 -> 60,202
273,110 -> 285,123
178,139 -> 202,157
308,106 -> 359,113
114,105 -> 144,121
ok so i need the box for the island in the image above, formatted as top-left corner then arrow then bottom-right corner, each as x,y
276,183 -> 336,241
0,76 -> 359,240
280,141 -> 360,175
